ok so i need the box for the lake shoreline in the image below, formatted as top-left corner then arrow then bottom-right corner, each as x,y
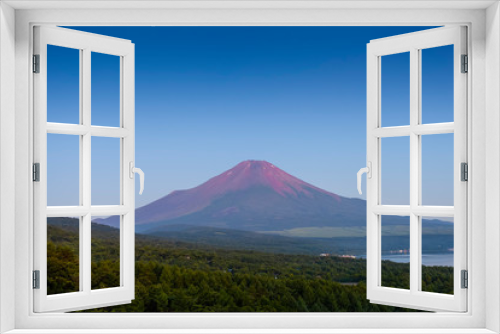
358,252 -> 454,267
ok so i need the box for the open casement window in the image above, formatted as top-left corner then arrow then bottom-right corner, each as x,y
364,26 -> 467,312
33,26 -> 141,312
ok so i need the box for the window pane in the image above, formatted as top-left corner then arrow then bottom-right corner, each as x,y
92,216 -> 121,290
381,137 -> 410,205
421,133 -> 454,206
381,215 -> 410,290
47,45 -> 80,124
91,137 -> 121,205
421,45 -> 454,124
92,52 -> 120,127
47,134 -> 79,206
47,217 -> 80,295
421,216 -> 454,294
381,52 -> 410,127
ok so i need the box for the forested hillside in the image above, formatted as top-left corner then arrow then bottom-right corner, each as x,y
47,218 -> 452,312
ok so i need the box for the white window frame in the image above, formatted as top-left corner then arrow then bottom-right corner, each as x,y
33,26 -> 136,313
366,26 -> 468,312
1,1 -> 499,333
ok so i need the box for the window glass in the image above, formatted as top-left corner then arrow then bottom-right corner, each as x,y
47,134 -> 79,206
91,52 -> 121,127
47,217 -> 80,295
91,137 -> 121,205
421,216 -> 454,294
47,45 -> 80,124
92,216 -> 121,290
381,137 -> 410,205
381,215 -> 410,290
421,45 -> 454,124
421,134 -> 454,206
381,52 -> 410,127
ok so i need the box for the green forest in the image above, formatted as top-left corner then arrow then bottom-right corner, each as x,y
47,218 -> 453,312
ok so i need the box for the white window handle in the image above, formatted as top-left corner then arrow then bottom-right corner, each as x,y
357,162 -> 372,195
129,162 -> 145,195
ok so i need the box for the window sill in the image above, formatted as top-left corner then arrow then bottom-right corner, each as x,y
4,329 -> 497,334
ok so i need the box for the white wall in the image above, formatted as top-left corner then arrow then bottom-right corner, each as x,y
3,4 -> 496,332
485,2 -> 500,333
0,2 -> 16,333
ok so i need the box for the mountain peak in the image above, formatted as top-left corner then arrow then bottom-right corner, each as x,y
236,160 -> 275,167
218,160 -> 327,198
226,160 -> 279,180
229,160 -> 277,173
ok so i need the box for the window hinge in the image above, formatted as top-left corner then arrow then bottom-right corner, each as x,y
33,54 -> 40,73
461,270 -> 468,289
461,54 -> 468,73
33,163 -> 40,182
33,270 -> 40,289
461,162 -> 468,182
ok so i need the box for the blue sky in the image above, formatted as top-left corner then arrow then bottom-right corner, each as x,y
46,26 -> 454,208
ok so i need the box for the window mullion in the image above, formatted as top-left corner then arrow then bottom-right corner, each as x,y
82,48 -> 92,294
409,48 -> 420,294
375,54 -> 382,289
417,47 -> 423,293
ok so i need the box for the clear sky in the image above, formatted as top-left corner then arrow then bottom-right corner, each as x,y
46,26 -> 454,208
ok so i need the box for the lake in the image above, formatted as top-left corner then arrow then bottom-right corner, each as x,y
359,253 -> 454,266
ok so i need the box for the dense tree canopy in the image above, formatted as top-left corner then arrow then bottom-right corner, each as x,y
46,221 -> 452,312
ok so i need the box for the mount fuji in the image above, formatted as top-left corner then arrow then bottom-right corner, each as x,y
98,160 -> 451,241
100,160 -> 369,233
